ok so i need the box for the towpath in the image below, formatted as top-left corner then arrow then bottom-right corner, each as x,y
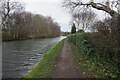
52,40 -> 81,78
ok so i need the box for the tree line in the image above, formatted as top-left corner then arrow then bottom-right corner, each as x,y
0,0 -> 61,41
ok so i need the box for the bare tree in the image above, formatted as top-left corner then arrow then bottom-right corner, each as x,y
10,11 -> 33,39
0,0 -> 24,31
72,10 -> 96,30
63,0 -> 119,18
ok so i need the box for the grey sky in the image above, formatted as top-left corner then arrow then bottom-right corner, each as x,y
14,0 -> 72,32
12,0 -> 117,31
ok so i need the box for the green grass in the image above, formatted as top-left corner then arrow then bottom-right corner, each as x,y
70,42 -> 117,78
21,39 -> 64,79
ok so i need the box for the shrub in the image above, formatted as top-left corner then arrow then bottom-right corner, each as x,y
68,32 -> 120,78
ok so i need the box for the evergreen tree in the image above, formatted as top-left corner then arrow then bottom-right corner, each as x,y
71,23 -> 76,34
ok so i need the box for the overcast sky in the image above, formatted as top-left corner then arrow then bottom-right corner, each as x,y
12,0 -> 72,32
11,0 -> 117,32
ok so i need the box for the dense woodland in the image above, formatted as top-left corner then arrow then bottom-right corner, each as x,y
0,0 -> 61,41
64,0 -> 120,78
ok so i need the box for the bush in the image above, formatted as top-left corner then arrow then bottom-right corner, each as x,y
2,32 -> 13,41
77,29 -> 85,33
68,33 -> 94,57
68,32 -> 120,78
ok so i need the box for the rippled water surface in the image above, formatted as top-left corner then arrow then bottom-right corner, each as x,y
2,36 -> 66,78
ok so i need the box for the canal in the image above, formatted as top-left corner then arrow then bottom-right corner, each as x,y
2,36 -> 66,78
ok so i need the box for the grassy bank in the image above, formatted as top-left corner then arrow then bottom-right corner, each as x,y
21,39 -> 64,78
70,42 -> 108,78
68,33 -> 119,78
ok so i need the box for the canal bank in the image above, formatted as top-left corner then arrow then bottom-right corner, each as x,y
2,36 -> 66,78
22,39 -> 65,78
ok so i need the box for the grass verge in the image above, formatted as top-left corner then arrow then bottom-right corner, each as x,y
70,42 -> 117,78
21,39 -> 64,79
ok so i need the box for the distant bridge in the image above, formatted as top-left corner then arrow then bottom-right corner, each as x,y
61,32 -> 71,36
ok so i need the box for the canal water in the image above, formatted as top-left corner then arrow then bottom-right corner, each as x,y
2,36 -> 66,78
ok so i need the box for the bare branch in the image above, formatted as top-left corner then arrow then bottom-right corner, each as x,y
63,0 -> 119,17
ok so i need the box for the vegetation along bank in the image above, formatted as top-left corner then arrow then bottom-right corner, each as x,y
1,1 -> 61,41
21,39 -> 65,78
68,31 -> 120,78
